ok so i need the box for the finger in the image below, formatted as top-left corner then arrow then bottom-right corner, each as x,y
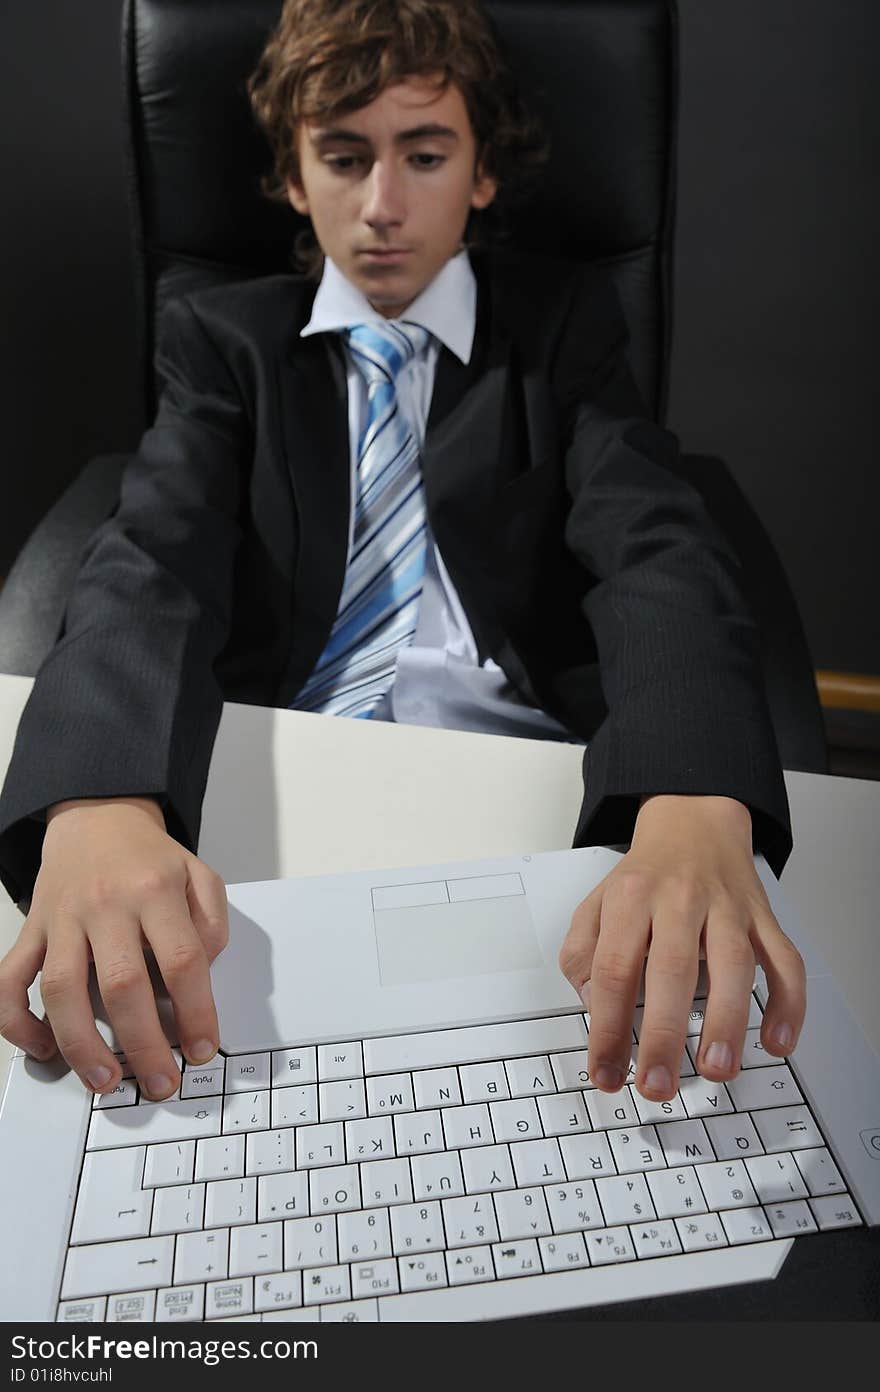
751,913 -> 807,1057
636,911 -> 702,1101
0,918 -> 56,1061
694,913 -> 757,1081
90,917 -> 180,1101
585,883 -> 652,1092
142,892 -> 220,1067
185,859 -> 229,964
558,886 -> 602,1002
40,923 -> 123,1092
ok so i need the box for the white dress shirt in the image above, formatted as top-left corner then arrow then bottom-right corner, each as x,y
299,249 -> 577,741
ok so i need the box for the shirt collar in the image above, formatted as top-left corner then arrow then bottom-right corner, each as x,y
300,247 -> 476,365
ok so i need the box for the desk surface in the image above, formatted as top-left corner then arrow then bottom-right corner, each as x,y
1,673 -> 878,1086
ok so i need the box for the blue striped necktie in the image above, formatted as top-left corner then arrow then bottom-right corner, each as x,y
292,319 -> 432,717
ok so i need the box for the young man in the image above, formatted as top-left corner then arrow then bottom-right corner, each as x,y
0,0 -> 804,1111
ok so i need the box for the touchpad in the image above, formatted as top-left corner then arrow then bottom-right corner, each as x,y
372,872 -> 543,986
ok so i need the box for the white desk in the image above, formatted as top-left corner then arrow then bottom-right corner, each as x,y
1,672 -> 878,1087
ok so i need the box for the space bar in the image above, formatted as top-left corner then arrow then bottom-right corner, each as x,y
363,1014 -> 586,1075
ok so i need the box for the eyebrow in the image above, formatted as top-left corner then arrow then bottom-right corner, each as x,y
310,124 -> 461,148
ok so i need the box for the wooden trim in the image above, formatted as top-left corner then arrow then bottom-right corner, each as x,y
816,670 -> 880,713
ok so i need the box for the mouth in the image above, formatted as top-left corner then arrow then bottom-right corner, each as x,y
359,248 -> 412,263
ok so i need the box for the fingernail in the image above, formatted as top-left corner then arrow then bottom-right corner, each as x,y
189,1040 -> 217,1065
705,1041 -> 733,1073
593,1063 -> 623,1090
644,1064 -> 673,1094
85,1065 -> 113,1090
772,1023 -> 793,1052
144,1074 -> 174,1099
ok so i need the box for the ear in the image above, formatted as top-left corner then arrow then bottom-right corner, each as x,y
470,157 -> 498,212
285,175 -> 310,217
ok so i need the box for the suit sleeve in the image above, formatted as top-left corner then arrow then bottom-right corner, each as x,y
0,295 -> 250,905
559,269 -> 792,875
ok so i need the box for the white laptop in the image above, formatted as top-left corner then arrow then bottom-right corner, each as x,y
1,845 -> 878,1323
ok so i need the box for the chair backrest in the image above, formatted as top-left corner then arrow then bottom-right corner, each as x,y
123,0 -> 678,422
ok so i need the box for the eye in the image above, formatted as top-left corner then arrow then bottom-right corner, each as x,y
411,153 -> 445,169
326,155 -> 362,172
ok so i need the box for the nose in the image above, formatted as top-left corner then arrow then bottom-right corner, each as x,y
362,159 -> 406,230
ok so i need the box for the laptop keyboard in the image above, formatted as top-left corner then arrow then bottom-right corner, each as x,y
56,997 -> 863,1322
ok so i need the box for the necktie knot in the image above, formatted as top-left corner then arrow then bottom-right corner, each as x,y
345,320 -> 430,386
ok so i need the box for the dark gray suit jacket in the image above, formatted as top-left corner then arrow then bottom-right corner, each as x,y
0,247 -> 791,903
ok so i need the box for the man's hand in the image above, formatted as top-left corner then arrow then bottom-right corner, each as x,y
0,797 -> 229,1100
559,795 -> 806,1101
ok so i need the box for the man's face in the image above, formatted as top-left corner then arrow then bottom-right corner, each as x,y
286,75 -> 498,318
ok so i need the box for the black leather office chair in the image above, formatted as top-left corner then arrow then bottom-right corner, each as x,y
0,0 -> 827,773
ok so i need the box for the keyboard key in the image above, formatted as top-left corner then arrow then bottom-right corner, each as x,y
337,1208 -> 393,1263
411,1150 -> 465,1200
205,1177 -> 256,1228
585,1087 -> 639,1131
489,1097 -> 542,1142
494,1187 -> 552,1240
646,1167 -> 707,1220
367,1073 -> 415,1116
318,1042 -> 364,1081
272,1047 -> 317,1087
350,1256 -> 399,1298
246,1128 -> 295,1175
446,1245 -> 495,1284
345,1115 -> 395,1162
510,1138 -> 565,1187
442,1193 -> 499,1247
272,1085 -> 318,1127
678,1077 -> 733,1119
399,1251 -> 448,1292
544,1180 -> 603,1233
596,1174 -> 655,1226
320,1298 -> 379,1321
206,1278 -> 252,1318
393,1108 -> 443,1155
695,1161 -> 758,1210
537,1092 -> 590,1137
155,1285 -> 204,1322
441,1103 -> 493,1150
284,1216 -> 338,1268
223,1090 -> 270,1134
549,1050 -> 591,1092
225,1053 -> 271,1093
505,1055 -> 556,1097
559,1132 -> 616,1181
319,1078 -> 367,1122
740,1028 -> 780,1068
61,1236 -> 174,1300
720,1205 -> 773,1244
703,1113 -> 764,1161
295,1122 -> 345,1168
364,1015 -> 586,1075
94,1080 -> 138,1109
151,1183 -> 205,1235
106,1289 -> 155,1322
390,1200 -> 444,1255
360,1157 -> 413,1208
581,1227 -> 636,1265
257,1171 -> 309,1222
745,1153 -> 808,1204
308,1163 -> 362,1215
253,1272 -> 303,1314
675,1213 -> 728,1252
460,1144 -> 515,1194
229,1222 -> 284,1278
632,1091 -> 686,1125
459,1061 -> 510,1103
727,1066 -> 803,1112
765,1200 -> 817,1237
492,1239 -> 542,1278
71,1147 -> 152,1244
144,1140 -> 195,1188
608,1125 -> 665,1174
195,1135 -> 245,1182
174,1229 -> 229,1285
752,1106 -> 824,1153
57,1298 -> 106,1323
413,1067 -> 462,1109
87,1096 -> 221,1151
539,1232 -> 590,1270
655,1118 -> 715,1167
794,1146 -> 846,1196
809,1194 -> 862,1230
630,1220 -> 682,1258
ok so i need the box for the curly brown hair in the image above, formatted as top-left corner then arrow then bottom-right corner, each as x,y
247,0 -> 550,278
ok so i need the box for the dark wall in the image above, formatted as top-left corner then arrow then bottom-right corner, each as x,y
1,1 -> 877,674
